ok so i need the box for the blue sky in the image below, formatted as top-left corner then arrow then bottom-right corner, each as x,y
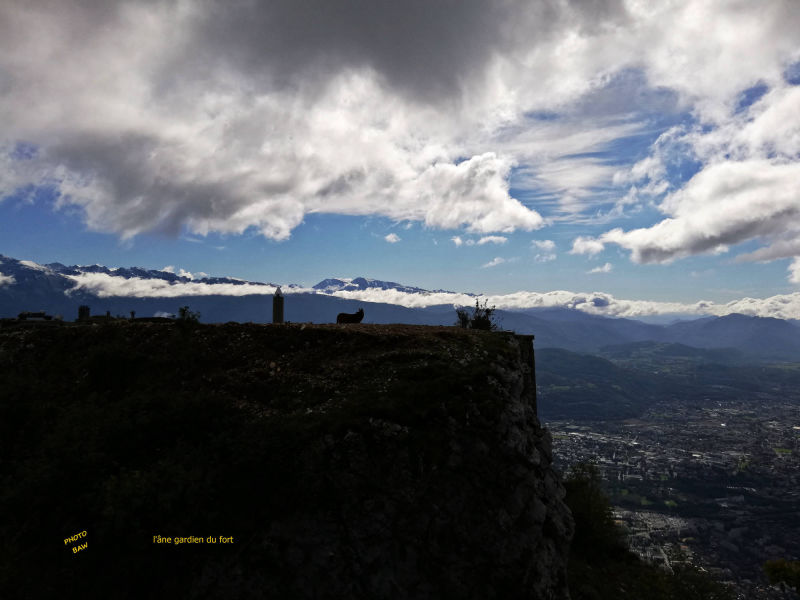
1,1 -> 799,315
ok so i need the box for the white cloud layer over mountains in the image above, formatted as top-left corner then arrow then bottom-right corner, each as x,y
65,272 -> 281,299
46,269 -> 800,321
1,0 -> 798,280
5,249 -> 800,318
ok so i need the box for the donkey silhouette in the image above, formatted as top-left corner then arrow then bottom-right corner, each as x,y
336,308 -> 364,324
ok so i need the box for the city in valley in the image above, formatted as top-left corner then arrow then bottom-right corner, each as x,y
548,392 -> 800,600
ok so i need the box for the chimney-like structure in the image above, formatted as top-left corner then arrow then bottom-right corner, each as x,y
272,287 -> 284,324
78,305 -> 90,321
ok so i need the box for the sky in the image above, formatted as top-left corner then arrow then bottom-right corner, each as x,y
1,0 -> 800,317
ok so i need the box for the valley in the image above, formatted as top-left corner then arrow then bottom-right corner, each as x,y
543,350 -> 800,599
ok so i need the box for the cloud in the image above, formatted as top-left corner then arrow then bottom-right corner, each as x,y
3,0 -> 798,244
0,273 -> 15,286
790,258 -> 800,285
384,233 -> 401,243
596,160 -> 800,264
63,272 -> 296,298
320,288 -> 800,319
324,286 -> 800,320
531,239 -> 555,251
452,234 -> 509,246
588,262 -> 613,274
531,239 -> 556,262
162,265 -> 201,278
482,257 -> 507,269
596,82 -> 800,277
570,236 -> 605,256
410,154 -> 543,233
0,1 -> 554,241
477,235 -> 507,245
720,292 -> 800,320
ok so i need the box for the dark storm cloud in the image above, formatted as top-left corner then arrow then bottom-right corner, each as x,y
178,0 -> 521,101
177,0 -> 637,102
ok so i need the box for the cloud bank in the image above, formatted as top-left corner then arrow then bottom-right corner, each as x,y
64,273 -> 289,298
328,287 -> 800,321
47,266 -> 800,320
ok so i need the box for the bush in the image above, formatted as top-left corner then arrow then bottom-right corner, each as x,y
564,462 -> 626,558
764,559 -> 800,591
455,299 -> 498,331
177,306 -> 200,323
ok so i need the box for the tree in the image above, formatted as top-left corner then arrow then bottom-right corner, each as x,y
178,306 -> 200,323
455,299 -> 498,331
764,559 -> 800,591
563,461 -> 625,558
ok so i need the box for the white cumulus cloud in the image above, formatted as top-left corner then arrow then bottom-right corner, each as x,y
531,239 -> 557,262
476,235 -> 507,245
570,236 -> 606,256
531,240 -> 555,251
789,258 -> 800,284
384,233 -> 401,243
482,257 -> 506,269
598,160 -> 800,264
588,262 -> 613,274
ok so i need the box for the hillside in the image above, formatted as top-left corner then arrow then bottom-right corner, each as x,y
537,345 -> 800,421
536,348 -> 662,420
0,322 -> 572,599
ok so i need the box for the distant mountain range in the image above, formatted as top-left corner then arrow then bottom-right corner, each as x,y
312,277 -> 462,295
2,253 -> 800,361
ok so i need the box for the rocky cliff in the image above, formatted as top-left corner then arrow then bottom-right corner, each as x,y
0,323 -> 572,599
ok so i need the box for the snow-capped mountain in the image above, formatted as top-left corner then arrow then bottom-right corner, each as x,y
44,260 -> 274,287
312,276 -> 460,296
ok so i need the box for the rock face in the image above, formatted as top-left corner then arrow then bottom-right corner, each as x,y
252,330 -> 572,600
0,323 -> 572,599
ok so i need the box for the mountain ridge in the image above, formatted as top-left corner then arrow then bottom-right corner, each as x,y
3,253 -> 800,360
